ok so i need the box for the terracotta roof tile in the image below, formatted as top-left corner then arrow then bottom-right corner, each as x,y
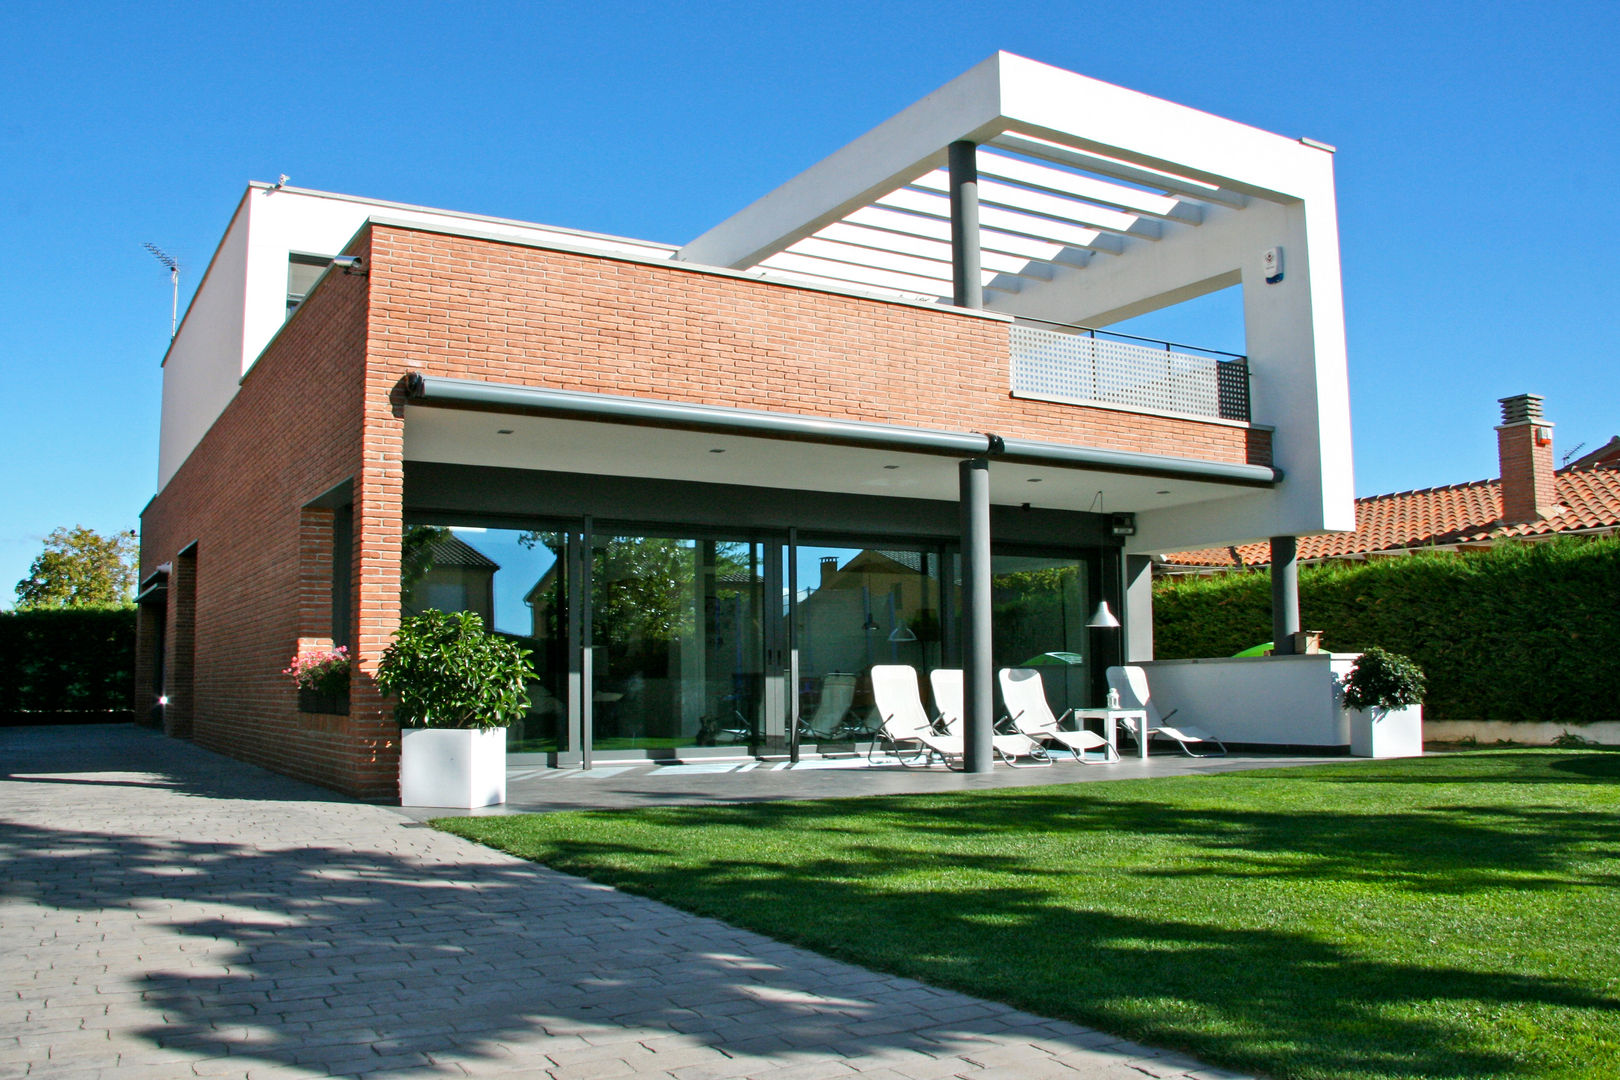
1165,464 -> 1620,569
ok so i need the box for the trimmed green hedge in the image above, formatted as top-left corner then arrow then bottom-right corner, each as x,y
0,607 -> 137,722
1152,536 -> 1620,722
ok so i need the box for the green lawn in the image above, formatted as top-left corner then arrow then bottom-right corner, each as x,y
434,751 -> 1620,1080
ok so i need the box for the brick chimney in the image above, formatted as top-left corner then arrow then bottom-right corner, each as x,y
1496,394 -> 1561,523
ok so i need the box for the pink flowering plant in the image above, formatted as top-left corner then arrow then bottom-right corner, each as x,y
283,646 -> 351,696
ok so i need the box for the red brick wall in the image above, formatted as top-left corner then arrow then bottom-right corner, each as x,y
364,227 -> 1265,466
141,221 -> 1270,800
139,234 -> 397,799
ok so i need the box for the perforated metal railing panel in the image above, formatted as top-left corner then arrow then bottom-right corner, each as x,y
1010,324 -> 1249,422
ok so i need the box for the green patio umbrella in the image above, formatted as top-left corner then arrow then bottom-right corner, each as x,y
1233,642 -> 1272,657
1019,651 -> 1086,666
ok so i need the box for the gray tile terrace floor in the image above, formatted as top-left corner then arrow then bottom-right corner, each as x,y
445,747 -> 1342,819
0,725 -> 1281,1080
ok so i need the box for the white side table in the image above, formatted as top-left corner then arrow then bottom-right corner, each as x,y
1071,707 -> 1150,761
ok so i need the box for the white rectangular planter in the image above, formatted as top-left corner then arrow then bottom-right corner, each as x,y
1349,704 -> 1424,759
399,727 -> 507,808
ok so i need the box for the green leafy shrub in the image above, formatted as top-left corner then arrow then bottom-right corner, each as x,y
376,610 -> 533,730
1153,536 -> 1620,721
1342,646 -> 1426,711
0,606 -> 136,717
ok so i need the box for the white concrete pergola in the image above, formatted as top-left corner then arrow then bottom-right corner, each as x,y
682,52 -> 1354,557
683,55 -> 1356,764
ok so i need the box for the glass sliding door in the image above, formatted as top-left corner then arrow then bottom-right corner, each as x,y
988,552 -> 1092,719
793,543 -> 944,748
400,524 -> 570,753
589,533 -> 768,755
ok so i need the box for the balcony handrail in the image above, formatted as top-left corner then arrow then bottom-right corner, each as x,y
1012,316 -> 1247,361
1009,320 -> 1251,423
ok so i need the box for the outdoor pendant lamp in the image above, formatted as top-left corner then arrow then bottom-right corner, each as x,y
887,622 -> 918,642
1086,601 -> 1121,628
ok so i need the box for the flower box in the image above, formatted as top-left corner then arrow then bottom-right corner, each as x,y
297,688 -> 350,715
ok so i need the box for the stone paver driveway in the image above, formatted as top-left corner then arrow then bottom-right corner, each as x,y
1,725 -> 1250,1080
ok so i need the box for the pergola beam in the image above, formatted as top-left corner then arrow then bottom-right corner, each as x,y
976,150 -> 1204,223
877,188 -> 1121,253
812,223 -> 1040,277
912,172 -> 1163,239
842,206 -> 1069,262
988,132 -> 1249,209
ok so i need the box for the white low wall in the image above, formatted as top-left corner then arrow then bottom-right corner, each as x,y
1423,720 -> 1620,746
1137,654 -> 1357,748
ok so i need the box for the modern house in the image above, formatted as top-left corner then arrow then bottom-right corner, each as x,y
136,53 -> 1354,798
1159,394 -> 1620,572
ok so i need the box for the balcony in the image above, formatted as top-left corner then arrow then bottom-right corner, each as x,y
1010,321 -> 1250,423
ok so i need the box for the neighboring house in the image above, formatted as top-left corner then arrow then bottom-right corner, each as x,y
136,53 -> 1355,796
1160,394 -> 1620,572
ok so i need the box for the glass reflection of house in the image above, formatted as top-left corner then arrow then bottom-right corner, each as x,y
798,551 -> 938,676
401,532 -> 497,625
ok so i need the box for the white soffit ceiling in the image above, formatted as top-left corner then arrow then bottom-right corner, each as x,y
403,408 -> 1242,513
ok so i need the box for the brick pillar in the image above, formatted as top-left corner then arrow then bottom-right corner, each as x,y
1496,394 -> 1560,523
163,547 -> 197,738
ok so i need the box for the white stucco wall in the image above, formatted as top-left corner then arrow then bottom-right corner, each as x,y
1136,654 -> 1356,747
156,195 -> 251,491
153,185 -> 678,493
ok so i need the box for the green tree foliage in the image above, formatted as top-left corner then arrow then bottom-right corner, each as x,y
1152,536 -> 1620,721
14,526 -> 138,610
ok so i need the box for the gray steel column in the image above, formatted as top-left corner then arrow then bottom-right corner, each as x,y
949,141 -> 983,310
581,517 -> 594,769
960,457 -> 993,772
1270,535 -> 1300,655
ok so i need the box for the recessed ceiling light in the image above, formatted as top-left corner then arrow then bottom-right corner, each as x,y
709,448 -> 726,454
1026,477 -> 1043,483
1156,489 -> 1171,495
496,429 -> 514,435
883,464 -> 900,470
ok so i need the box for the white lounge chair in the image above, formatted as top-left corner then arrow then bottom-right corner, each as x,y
799,673 -> 857,742
929,669 -> 1050,767
997,667 -> 1117,764
869,665 -> 965,768
1105,665 -> 1227,757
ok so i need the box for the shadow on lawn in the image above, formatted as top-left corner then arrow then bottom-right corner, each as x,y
460,752 -> 1620,1079
502,834 -> 1617,1080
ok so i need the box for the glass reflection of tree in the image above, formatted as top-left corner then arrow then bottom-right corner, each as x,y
400,525 -> 452,604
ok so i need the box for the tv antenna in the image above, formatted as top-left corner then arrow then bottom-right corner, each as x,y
1562,442 -> 1586,467
143,242 -> 180,337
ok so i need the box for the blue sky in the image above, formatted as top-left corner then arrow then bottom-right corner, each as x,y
1,1 -> 1616,602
